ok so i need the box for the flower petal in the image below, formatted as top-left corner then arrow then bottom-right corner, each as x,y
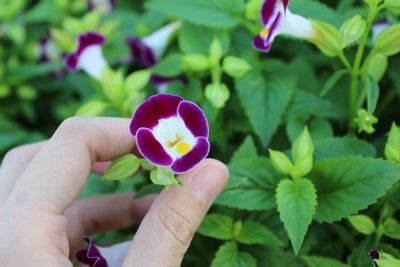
136,128 -> 174,166
177,101 -> 208,138
170,137 -> 209,173
75,237 -> 109,267
65,53 -> 79,70
130,94 -> 184,135
261,0 -> 279,26
126,36 -> 157,68
282,0 -> 290,10
252,34 -> 271,52
76,32 -> 106,55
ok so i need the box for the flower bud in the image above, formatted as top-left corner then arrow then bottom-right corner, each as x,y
386,0 -> 400,13
223,56 -> 252,78
354,109 -> 378,134
385,144 -> 400,163
374,24 -> 400,56
233,220 -> 243,239
366,53 -> 388,81
50,28 -> 75,52
17,85 -> 37,100
150,166 -> 181,189
293,154 -> 313,179
0,84 -> 11,98
205,83 -> 230,108
339,15 -> 366,48
269,149 -> 294,175
292,127 -> 314,164
385,123 -> 400,163
309,20 -> 341,57
182,54 -> 210,72
75,100 -> 108,116
209,37 -> 223,64
245,0 -> 263,21
348,215 -> 376,235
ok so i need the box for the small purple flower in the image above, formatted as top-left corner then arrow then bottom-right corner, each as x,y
65,32 -> 108,80
37,35 -> 61,63
372,21 -> 391,41
87,0 -> 116,14
130,93 -> 209,174
76,237 -> 131,267
126,22 -> 181,68
253,0 -> 314,52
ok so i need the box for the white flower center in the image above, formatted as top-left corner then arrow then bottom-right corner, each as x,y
152,116 -> 197,160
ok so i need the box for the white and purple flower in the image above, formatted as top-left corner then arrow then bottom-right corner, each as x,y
37,34 -> 62,63
87,0 -> 115,14
253,0 -> 314,52
130,93 -> 209,174
372,21 -> 391,41
65,32 -> 108,81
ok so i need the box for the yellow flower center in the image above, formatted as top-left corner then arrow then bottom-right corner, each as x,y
176,142 -> 192,155
260,28 -> 269,37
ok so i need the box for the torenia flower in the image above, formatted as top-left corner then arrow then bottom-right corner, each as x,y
253,0 -> 314,52
65,32 -> 108,81
37,34 -> 62,63
130,94 -> 209,174
126,22 -> 181,68
87,0 -> 115,14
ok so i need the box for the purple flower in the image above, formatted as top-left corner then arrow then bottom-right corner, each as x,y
126,22 -> 181,68
372,21 -> 391,41
37,35 -> 61,63
253,0 -> 314,52
130,93 -> 209,174
76,237 -> 131,267
65,32 -> 108,81
87,0 -> 115,14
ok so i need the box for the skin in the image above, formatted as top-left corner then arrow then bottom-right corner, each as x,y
0,117 -> 228,267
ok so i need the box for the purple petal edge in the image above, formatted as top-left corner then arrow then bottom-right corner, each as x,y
177,101 -> 209,138
126,36 -> 157,68
261,0 -> 279,26
171,137 -> 210,174
75,237 -> 109,267
252,35 -> 271,52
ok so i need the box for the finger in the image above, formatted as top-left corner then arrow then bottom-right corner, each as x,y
91,161 -> 112,175
65,193 -> 156,256
0,141 -> 46,202
5,117 -> 135,214
122,159 -> 228,267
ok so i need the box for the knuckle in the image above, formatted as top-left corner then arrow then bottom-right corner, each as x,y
2,146 -> 30,166
159,207 -> 194,247
58,116 -> 86,135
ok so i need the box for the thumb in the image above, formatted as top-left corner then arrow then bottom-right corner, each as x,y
122,159 -> 228,267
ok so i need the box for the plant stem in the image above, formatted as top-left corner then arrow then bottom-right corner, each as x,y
348,7 -> 378,128
338,51 -> 352,72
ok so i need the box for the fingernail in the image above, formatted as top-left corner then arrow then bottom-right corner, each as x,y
191,162 -> 228,204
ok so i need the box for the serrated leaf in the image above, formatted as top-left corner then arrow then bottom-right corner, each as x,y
211,242 -> 257,267
365,75 -> 380,113
276,178 -> 317,254
145,0 -> 239,29
320,69 -> 348,97
302,255 -> 350,267
314,137 -> 376,160
235,70 -> 295,147
230,136 -> 258,163
197,214 -> 234,240
310,157 -> 400,223
236,221 -> 283,246
286,118 -> 334,143
102,154 -> 141,181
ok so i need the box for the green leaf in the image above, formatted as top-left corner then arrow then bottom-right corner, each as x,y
309,157 -> 400,223
7,61 -> 63,85
348,215 -> 376,235
286,118 -> 334,143
197,214 -> 234,240
0,115 -> 29,152
75,100 -> 108,117
314,137 -> 376,160
236,221 -> 284,246
102,154 -> 141,180
382,218 -> 400,240
230,136 -> 258,163
302,255 -> 350,267
152,54 -> 183,77
276,178 -> 317,254
320,69 -> 348,97
145,0 -> 239,29
235,70 -> 295,147
211,242 -> 257,267
374,259 -> 400,267
365,75 -> 380,114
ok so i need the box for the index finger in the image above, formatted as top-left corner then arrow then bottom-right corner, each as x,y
5,117 -> 135,214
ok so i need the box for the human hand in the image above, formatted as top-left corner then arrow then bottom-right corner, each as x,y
0,117 -> 228,266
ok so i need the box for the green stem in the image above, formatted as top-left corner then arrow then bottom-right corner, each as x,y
239,17 -> 259,36
338,51 -> 352,72
348,7 -> 379,128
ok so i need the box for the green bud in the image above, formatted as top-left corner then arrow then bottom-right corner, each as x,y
366,53 -> 388,81
292,127 -> 314,164
363,0 -> 383,7
0,84 -> 11,98
205,83 -> 230,109
63,17 -> 83,35
7,24 -> 26,45
374,24 -> 400,56
387,123 -> 400,147
102,154 -> 141,181
339,15 -> 366,49
348,214 -> 376,235
245,0 -> 263,21
17,85 -> 37,100
233,220 -> 243,239
386,0 -> 400,13
309,20 -> 341,57
293,154 -> 313,179
98,20 -> 120,37
209,38 -> 223,64
75,100 -> 108,117
182,54 -> 210,72
124,69 -> 151,95
82,12 -> 100,31
269,149 -> 294,175
150,166 -> 181,189
385,144 -> 400,162
385,123 -> 400,163
50,28 -> 75,52
354,108 -> 378,134
222,56 -> 252,78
